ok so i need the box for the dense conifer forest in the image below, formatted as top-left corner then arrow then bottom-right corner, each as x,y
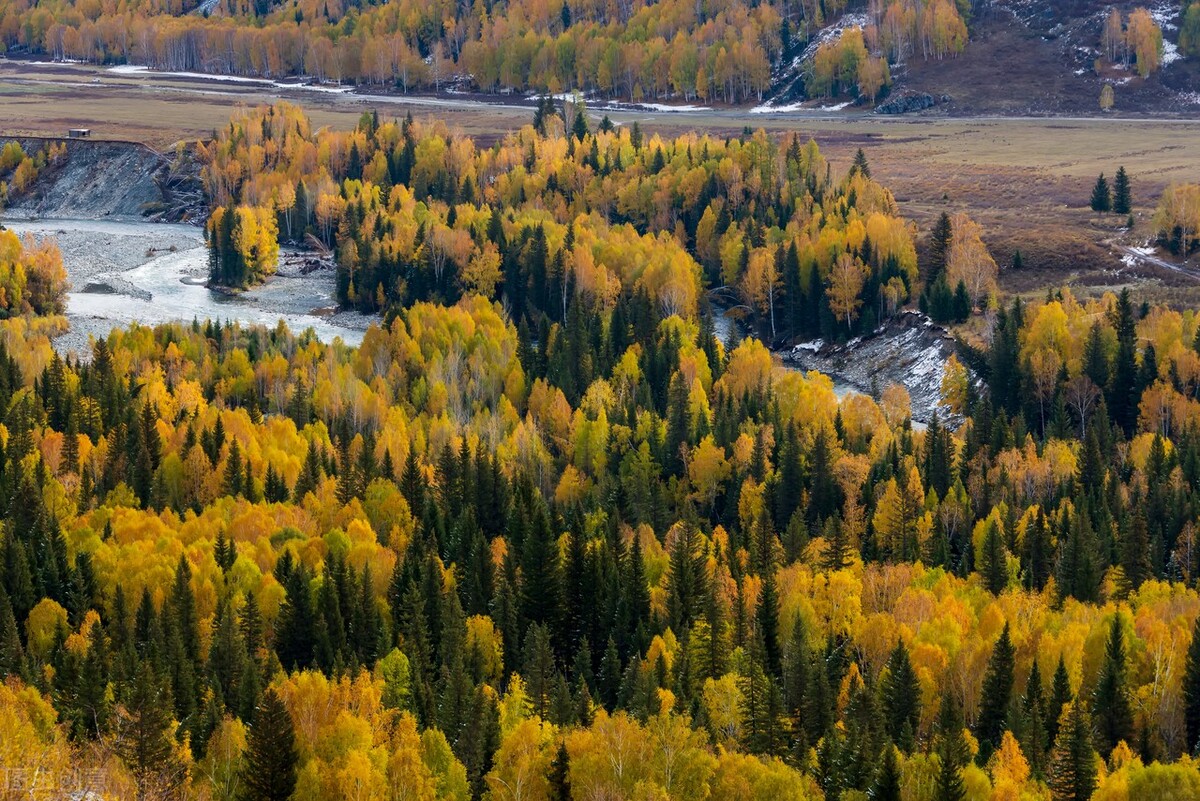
7,102 -> 1200,800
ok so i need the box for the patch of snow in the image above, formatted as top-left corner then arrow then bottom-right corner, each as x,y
1150,2 -> 1179,31
1074,68 -> 1087,75
286,82 -> 354,94
750,102 -> 807,113
546,91 -> 594,103
1179,92 -> 1200,105
793,340 -> 823,353
106,64 -> 354,93
108,65 -> 268,83
752,99 -> 852,113
1122,245 -> 1159,268
633,103 -> 710,112
1162,39 -> 1182,66
164,71 -> 269,84
772,12 -> 871,82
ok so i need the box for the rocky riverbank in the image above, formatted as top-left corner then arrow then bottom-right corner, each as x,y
781,311 -> 971,424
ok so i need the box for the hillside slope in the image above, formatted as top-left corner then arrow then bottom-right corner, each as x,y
902,0 -> 1200,115
1,138 -> 204,221
765,0 -> 1199,115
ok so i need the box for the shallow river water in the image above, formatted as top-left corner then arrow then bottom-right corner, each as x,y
3,218 -> 368,351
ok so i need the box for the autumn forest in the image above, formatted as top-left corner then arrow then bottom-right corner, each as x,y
5,89 -> 1200,801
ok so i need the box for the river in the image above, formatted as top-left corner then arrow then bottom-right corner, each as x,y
709,300 -> 863,403
9,216 -> 933,426
2,217 -> 368,352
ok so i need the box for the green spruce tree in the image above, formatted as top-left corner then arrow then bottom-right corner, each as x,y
1092,615 -> 1133,755
869,742 -> 902,801
1048,702 -> 1097,801
881,639 -> 921,752
1184,613 -> 1200,753
239,687 -> 299,801
112,672 -> 187,801
933,690 -> 968,801
1090,173 -> 1111,213
1112,166 -> 1131,215
975,622 -> 1016,763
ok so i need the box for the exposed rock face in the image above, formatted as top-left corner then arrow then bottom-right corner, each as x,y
2,138 -> 203,221
781,311 -> 972,424
874,92 -> 936,115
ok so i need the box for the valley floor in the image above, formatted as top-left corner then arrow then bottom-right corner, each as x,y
2,59 -> 1198,307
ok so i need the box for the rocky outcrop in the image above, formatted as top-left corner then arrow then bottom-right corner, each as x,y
1,138 -> 203,222
781,311 -> 972,424
874,91 -> 936,115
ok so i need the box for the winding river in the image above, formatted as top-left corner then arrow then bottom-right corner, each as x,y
2,218 -> 368,351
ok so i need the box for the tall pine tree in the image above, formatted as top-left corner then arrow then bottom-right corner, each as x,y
239,687 -> 299,801
1112,166 -> 1131,215
881,639 -> 921,752
1048,702 -> 1097,801
1092,614 -> 1133,755
1184,613 -> 1200,753
933,690 -> 968,801
1090,174 -> 1111,212
975,622 -> 1016,763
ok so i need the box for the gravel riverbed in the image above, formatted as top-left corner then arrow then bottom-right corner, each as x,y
1,216 -> 370,355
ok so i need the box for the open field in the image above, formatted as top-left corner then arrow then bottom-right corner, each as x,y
3,59 -> 1198,303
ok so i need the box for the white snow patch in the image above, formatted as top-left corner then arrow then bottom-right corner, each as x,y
106,64 -> 354,93
633,103 -> 710,112
750,100 -> 852,113
1150,2 -> 1179,31
126,67 -> 270,84
1122,245 -> 1158,268
750,101 -> 807,113
1162,39 -> 1182,66
546,91 -> 595,103
530,94 -> 709,113
770,11 -> 871,85
799,13 -> 870,64
285,82 -> 354,94
108,65 -> 268,83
